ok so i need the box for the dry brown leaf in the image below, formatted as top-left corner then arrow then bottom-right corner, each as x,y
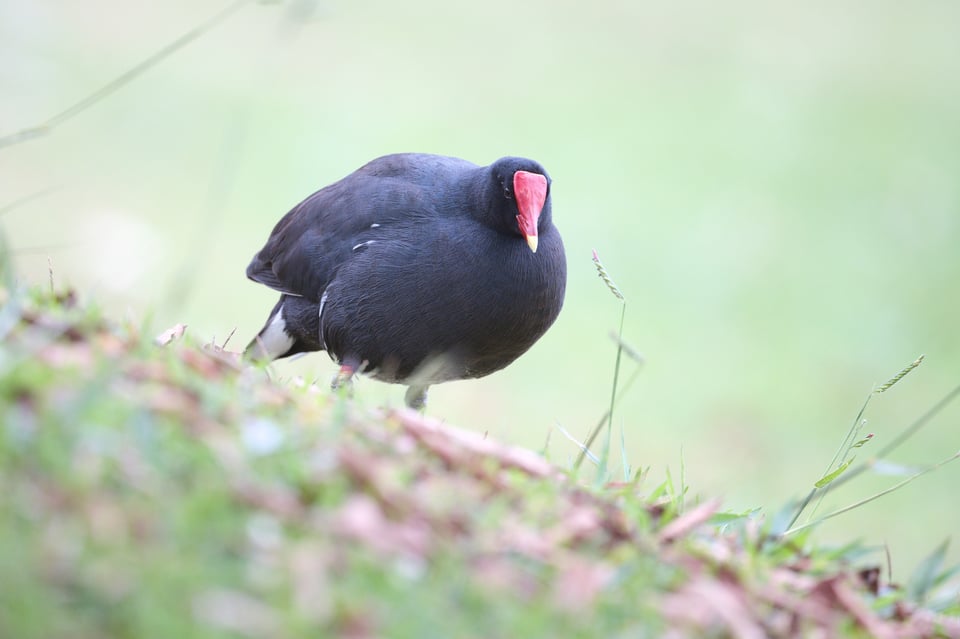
471,553 -> 544,601
181,347 -> 234,379
37,343 -> 96,368
662,576 -> 767,639
551,555 -> 616,611
545,504 -> 603,547
201,343 -> 244,370
657,498 -> 721,545
910,609 -> 960,638
338,447 -> 416,519
827,576 -> 900,639
331,494 -> 431,558
232,481 -> 306,522
92,332 -> 127,356
389,408 -> 559,479
490,517 -> 554,559
751,576 -> 841,633
155,323 -> 187,346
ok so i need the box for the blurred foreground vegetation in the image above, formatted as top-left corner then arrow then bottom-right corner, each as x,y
2,0 -> 959,591
2,284 -> 959,637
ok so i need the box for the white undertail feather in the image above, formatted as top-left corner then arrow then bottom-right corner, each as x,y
258,305 -> 295,359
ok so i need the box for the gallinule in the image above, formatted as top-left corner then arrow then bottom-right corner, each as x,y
245,153 -> 566,408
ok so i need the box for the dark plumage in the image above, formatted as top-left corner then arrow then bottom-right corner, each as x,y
245,153 -> 566,407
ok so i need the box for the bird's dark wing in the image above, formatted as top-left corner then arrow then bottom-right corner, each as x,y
247,155 -> 466,301
247,180 -> 381,299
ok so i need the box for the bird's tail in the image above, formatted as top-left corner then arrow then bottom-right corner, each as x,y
245,295 -> 324,362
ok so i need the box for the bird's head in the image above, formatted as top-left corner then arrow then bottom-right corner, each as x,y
492,157 -> 551,253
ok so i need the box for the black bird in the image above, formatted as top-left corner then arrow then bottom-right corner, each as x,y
245,153 -> 566,408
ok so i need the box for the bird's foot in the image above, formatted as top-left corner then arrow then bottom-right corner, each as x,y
331,364 -> 356,399
404,385 -> 429,411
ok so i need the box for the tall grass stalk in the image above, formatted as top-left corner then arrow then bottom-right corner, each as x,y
780,355 -> 960,536
783,450 -> 960,537
574,250 -> 627,472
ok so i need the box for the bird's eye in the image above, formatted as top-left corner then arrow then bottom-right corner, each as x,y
503,187 -> 513,200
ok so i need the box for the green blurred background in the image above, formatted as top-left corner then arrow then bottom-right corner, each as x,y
2,0 -> 958,575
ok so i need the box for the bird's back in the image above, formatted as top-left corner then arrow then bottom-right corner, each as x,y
246,154 -> 484,301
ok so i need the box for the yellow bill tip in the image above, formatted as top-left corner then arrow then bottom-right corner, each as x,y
525,234 -> 539,253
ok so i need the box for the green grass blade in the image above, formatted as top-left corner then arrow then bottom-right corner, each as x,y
783,450 -> 960,537
813,458 -> 854,489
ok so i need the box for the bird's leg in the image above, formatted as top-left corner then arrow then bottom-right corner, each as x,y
404,384 -> 429,411
331,360 -> 358,398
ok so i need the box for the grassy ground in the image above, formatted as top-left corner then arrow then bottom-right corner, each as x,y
3,283 -> 959,637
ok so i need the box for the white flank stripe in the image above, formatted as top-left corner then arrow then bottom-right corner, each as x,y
318,292 -> 328,349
